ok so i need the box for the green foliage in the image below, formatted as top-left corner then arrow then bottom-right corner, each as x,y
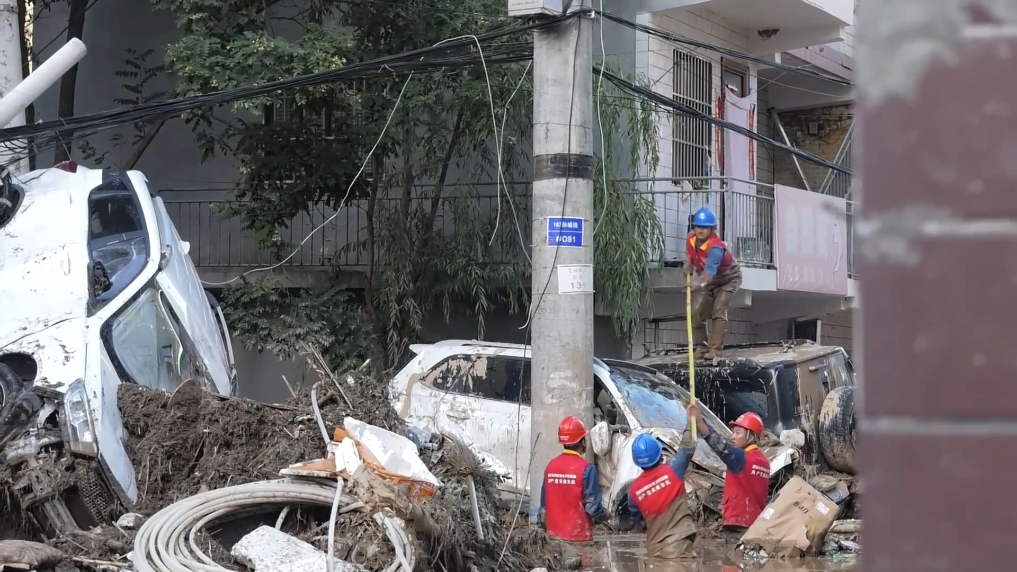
220,278 -> 370,372
592,63 -> 663,340
158,0 -> 662,371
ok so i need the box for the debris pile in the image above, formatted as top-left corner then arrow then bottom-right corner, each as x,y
19,367 -> 569,572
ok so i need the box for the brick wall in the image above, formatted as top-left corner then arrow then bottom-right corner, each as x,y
634,308 -> 756,357
818,309 -> 853,354
772,104 -> 853,193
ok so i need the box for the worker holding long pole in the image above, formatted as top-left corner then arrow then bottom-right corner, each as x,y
682,207 -> 743,360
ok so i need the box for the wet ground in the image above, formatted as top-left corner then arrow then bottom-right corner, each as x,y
582,534 -> 858,572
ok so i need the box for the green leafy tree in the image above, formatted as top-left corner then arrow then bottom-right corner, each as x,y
158,0 -> 663,372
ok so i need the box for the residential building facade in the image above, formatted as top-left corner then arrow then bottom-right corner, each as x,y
28,0 -> 857,401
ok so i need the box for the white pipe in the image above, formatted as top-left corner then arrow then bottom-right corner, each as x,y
0,38 -> 87,130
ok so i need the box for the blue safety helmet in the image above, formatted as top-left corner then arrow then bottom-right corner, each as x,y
631,433 -> 663,469
692,207 -> 718,228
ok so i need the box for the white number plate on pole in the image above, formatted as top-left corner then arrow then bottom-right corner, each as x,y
557,264 -> 593,294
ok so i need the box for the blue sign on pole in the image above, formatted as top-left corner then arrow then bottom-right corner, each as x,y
546,216 -> 584,248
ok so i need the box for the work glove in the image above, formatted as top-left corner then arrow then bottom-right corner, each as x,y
691,274 -> 710,291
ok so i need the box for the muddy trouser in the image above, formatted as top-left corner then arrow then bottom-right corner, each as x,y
721,525 -> 748,544
691,277 -> 742,355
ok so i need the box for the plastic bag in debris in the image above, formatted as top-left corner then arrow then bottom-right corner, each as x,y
336,417 -> 442,502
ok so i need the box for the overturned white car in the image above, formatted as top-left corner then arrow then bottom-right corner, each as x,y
389,340 -> 794,518
0,164 -> 237,536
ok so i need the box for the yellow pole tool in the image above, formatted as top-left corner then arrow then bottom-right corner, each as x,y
686,273 -> 696,441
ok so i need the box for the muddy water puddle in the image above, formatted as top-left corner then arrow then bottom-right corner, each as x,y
580,534 -> 858,572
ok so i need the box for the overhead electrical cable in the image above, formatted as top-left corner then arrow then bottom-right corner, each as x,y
0,14 -> 570,143
598,66 -> 852,175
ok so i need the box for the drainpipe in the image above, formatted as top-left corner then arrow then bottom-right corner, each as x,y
770,108 -> 811,192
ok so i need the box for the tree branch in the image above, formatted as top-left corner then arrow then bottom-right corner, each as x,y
417,112 -> 466,252
124,115 -> 171,170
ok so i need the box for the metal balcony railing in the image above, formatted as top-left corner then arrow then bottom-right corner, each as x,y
161,179 -> 778,272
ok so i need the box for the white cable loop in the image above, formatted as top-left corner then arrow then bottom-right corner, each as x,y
131,479 -> 411,572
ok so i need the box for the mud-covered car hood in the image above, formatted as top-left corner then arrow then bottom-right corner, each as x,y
1,317 -> 88,393
0,169 -> 91,350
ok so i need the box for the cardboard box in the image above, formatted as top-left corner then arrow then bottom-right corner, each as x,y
740,476 -> 842,557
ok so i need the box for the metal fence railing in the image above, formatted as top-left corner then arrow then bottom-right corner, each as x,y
161,185 -> 532,269
162,180 -> 779,272
638,179 -> 775,268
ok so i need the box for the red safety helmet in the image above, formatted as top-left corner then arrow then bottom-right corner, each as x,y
558,416 -> 588,446
729,412 -> 764,436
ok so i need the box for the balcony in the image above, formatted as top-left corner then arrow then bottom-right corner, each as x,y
650,0 -> 853,55
163,181 -> 854,288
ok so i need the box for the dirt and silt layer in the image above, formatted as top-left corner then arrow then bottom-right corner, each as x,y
41,375 -> 571,572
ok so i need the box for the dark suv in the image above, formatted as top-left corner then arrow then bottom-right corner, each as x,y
631,340 -> 856,471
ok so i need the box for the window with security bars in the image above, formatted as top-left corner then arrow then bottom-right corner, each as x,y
265,82 -> 374,183
672,50 -> 713,187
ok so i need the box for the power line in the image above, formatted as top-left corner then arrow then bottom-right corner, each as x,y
598,65 -> 852,176
0,35 -> 542,145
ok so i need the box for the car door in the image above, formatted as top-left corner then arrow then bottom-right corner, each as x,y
410,353 -> 532,493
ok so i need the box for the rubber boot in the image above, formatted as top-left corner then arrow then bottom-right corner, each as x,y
691,322 -> 710,358
704,319 -> 728,359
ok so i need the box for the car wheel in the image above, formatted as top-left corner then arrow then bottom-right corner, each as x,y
818,386 -> 856,474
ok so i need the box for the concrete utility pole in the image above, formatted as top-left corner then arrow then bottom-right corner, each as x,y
0,0 -> 29,175
528,1 -> 596,519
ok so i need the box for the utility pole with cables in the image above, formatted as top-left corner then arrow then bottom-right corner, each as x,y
517,0 -> 596,520
0,0 -> 29,175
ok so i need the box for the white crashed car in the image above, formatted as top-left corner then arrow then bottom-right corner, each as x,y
0,164 -> 238,536
388,340 -> 794,517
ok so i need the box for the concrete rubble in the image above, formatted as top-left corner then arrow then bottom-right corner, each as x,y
232,526 -> 367,572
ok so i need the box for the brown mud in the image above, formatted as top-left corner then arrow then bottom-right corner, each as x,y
60,375 -> 566,572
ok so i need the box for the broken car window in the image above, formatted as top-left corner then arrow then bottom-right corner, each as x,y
107,287 -> 203,392
424,355 -> 531,405
89,192 -> 149,309
609,365 -> 728,435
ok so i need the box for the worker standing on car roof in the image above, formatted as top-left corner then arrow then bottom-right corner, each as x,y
682,207 -> 742,359
538,416 -> 606,542
626,432 -> 698,558
687,403 -> 770,538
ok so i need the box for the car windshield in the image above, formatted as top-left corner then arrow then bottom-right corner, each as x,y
609,364 -> 728,435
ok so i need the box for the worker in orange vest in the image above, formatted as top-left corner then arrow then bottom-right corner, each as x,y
687,402 -> 770,540
683,207 -> 743,358
538,416 -> 605,542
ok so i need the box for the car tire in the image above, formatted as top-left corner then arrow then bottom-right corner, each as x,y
819,386 -> 856,474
